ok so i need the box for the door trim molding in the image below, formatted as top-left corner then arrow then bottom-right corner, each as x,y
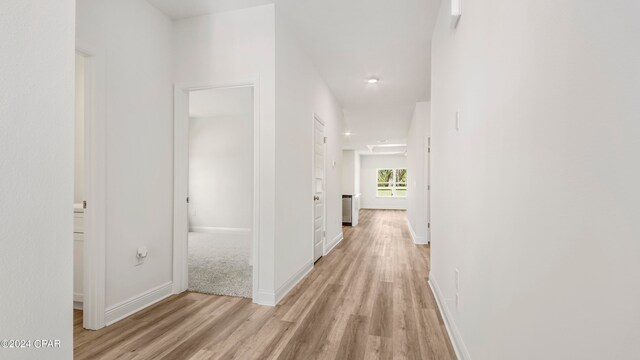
425,135 -> 431,244
311,114 -> 327,263
76,45 -> 107,330
173,79 -> 261,302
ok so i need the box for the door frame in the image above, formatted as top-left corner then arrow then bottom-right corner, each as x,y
425,135 -> 431,243
173,79 -> 261,301
76,45 -> 107,330
311,114 -> 327,262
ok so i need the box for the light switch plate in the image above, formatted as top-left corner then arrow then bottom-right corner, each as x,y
452,0 -> 462,27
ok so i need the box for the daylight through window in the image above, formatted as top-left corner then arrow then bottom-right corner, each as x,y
377,168 -> 407,197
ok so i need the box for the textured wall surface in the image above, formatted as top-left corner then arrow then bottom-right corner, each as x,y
0,1 -> 75,358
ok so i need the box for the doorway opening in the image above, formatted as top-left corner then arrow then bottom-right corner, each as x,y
73,47 -> 107,330
174,84 -> 258,300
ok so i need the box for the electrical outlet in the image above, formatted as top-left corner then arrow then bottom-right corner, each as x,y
136,247 -> 148,266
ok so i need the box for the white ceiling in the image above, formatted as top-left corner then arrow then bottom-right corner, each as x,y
360,144 -> 408,156
148,0 -> 441,151
189,86 -> 253,118
276,0 -> 441,151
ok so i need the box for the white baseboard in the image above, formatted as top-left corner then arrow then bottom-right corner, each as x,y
189,226 -> 251,234
429,275 -> 471,360
324,232 -> 343,255
105,281 -> 173,326
360,206 -> 407,210
407,219 -> 427,244
73,293 -> 84,310
254,289 -> 276,306
74,292 -> 84,302
274,261 -> 313,305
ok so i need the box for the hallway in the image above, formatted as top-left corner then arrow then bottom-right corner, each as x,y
74,210 -> 455,359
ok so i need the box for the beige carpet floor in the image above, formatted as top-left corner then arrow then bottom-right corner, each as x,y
188,232 -> 252,298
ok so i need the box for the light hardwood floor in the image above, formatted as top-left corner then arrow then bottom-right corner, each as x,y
74,209 -> 456,360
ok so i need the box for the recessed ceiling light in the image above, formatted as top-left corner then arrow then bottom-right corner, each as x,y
344,131 -> 352,136
367,78 -> 379,84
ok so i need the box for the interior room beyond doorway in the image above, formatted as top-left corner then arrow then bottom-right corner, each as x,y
187,86 -> 254,298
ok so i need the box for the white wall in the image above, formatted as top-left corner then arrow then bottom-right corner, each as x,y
341,150 -> 360,195
360,155 -> 408,210
188,114 -> 253,231
430,1 -> 640,359
77,0 -> 175,309
174,4 -> 344,303
173,5 -> 277,299
406,102 -> 430,243
0,1 -> 75,358
74,53 -> 86,205
274,7 -> 345,295
354,152 -> 361,195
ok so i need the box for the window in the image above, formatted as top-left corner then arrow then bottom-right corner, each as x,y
377,168 -> 407,197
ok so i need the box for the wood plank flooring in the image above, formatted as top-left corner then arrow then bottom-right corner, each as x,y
74,210 -> 456,360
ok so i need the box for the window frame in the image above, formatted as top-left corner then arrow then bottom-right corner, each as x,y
376,168 -> 407,198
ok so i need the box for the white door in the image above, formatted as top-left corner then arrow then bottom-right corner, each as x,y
313,117 -> 325,262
